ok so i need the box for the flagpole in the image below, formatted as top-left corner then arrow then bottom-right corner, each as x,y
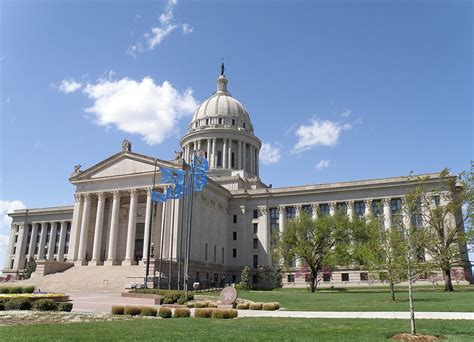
145,159 -> 157,289
157,187 -> 167,290
177,169 -> 188,290
184,152 -> 196,299
168,187 -> 177,290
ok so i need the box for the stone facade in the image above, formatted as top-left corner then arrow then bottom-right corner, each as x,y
4,69 -> 472,288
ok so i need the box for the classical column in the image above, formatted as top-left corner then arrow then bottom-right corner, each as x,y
295,205 -> 302,219
242,143 -> 247,172
223,138 -> 227,169
401,197 -> 411,230
228,139 -> 232,169
197,140 -> 201,153
364,199 -> 372,217
77,193 -> 91,265
142,188 -> 152,262
13,223 -> 26,269
91,192 -> 106,265
37,223 -> 48,260
57,221 -> 68,261
27,223 -> 38,260
255,149 -> 259,175
124,189 -> 138,265
211,138 -> 216,168
311,204 -> 318,220
47,222 -> 57,260
250,146 -> 254,174
258,206 -> 271,266
207,138 -> 211,161
4,225 -> 16,269
346,201 -> 354,221
329,202 -> 336,216
238,141 -> 242,169
68,193 -> 84,261
105,191 -> 121,265
278,206 -> 285,234
383,198 -> 392,229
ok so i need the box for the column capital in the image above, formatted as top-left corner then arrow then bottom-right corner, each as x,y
129,188 -> 138,198
329,202 -> 336,210
278,205 -> 286,214
364,199 -> 372,207
146,187 -> 153,196
258,206 -> 268,215
311,203 -> 318,211
97,192 -> 106,201
83,193 -> 91,201
112,190 -> 121,199
74,193 -> 82,202
295,205 -> 302,213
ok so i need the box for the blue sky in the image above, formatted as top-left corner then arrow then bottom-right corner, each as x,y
0,1 -> 472,265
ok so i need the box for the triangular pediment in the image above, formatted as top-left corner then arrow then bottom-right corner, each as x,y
69,151 -> 182,183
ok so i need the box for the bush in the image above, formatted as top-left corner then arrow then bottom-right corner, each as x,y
58,302 -> 73,312
211,309 -> 238,319
208,302 -> 218,308
140,307 -> 157,317
249,302 -> 263,310
194,308 -> 213,318
158,307 -> 172,318
236,302 -> 249,310
5,298 -> 31,310
273,302 -> 280,310
111,305 -> 125,315
177,297 -> 187,305
130,289 -> 193,303
262,302 -> 279,311
173,307 -> 191,318
23,286 -> 36,294
33,299 -> 58,311
124,306 -> 142,316
194,301 -> 209,308
162,296 -> 175,305
10,286 -> 25,294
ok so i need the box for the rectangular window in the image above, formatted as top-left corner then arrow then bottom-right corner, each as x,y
213,245 -> 217,262
372,200 -> 383,217
360,272 -> 368,281
206,118 -> 209,125
354,201 -> 365,217
341,273 -> 349,282
302,205 -> 313,216
54,226 -> 61,254
253,223 -> 258,234
243,122 -> 246,129
253,255 -> 258,268
14,235 -> 18,243
232,119 -> 235,125
323,273 -> 331,282
286,206 -> 295,220
232,248 -> 237,258
231,152 -> 235,168
269,207 -> 279,243
253,238 -> 258,249
233,215 -> 237,224
287,274 -> 295,283
411,198 -> 423,228
319,203 -> 330,216
232,275 -> 237,283
391,198 -> 402,214
64,223 -> 71,256
433,195 -> 440,207
26,225 -> 32,243
233,231 -> 237,240
217,151 -> 222,167
336,202 -> 347,214
253,209 -> 258,219
222,247 -> 224,264
218,118 -> 222,125
205,243 -> 208,261
196,272 -> 200,281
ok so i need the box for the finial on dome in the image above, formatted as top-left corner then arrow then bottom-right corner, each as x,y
220,60 -> 225,76
216,60 -> 228,94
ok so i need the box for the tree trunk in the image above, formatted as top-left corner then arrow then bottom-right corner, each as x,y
310,272 -> 317,293
389,283 -> 396,301
443,269 -> 454,292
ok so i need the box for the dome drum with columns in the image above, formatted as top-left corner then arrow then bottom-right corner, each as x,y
180,69 -> 262,185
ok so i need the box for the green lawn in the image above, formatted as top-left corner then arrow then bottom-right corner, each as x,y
0,318 -> 472,341
200,285 -> 474,312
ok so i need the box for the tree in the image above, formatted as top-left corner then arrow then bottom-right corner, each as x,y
239,266 -> 251,291
22,257 -> 37,280
277,212 -> 352,293
406,169 -> 473,291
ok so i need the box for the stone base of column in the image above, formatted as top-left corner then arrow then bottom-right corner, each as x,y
122,259 -> 137,266
90,259 -> 104,266
104,259 -> 121,266
74,260 -> 88,266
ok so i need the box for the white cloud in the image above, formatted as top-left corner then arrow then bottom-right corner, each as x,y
315,160 -> 331,170
83,76 -> 198,145
0,200 -> 26,272
260,143 -> 281,165
58,79 -> 82,93
341,109 -> 351,118
128,0 -> 192,57
293,119 -> 352,153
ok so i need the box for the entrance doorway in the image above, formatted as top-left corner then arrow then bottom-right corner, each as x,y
134,223 -> 144,263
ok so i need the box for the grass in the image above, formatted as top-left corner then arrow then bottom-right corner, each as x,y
203,285 -> 474,312
0,318 -> 472,341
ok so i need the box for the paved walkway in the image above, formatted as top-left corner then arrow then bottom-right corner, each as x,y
68,291 -> 474,320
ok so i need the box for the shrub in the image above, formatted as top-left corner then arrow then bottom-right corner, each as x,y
158,307 -> 172,318
0,302 -> 4,311
11,286 -> 25,294
249,302 -> 263,310
211,309 -> 238,319
194,301 -> 209,308
236,302 -> 249,310
194,308 -> 213,318
272,302 -> 280,310
33,299 -> 58,311
162,296 -> 175,305
129,289 -> 193,303
173,307 -> 191,318
208,302 -> 218,308
262,302 -> 279,311
140,307 -> 157,317
58,302 -> 73,312
111,305 -> 125,315
23,286 -> 36,294
124,306 -> 142,316
177,297 -> 187,305
5,298 -> 31,310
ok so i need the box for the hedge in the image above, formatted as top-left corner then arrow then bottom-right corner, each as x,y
194,308 -> 213,318
111,305 -> 125,315
236,302 -> 249,310
193,301 -> 209,308
5,298 -> 31,310
58,302 -> 73,312
173,308 -> 191,318
140,307 -> 157,317
130,289 -> 193,304
158,307 -> 172,318
211,309 -> 238,319
33,299 -> 58,311
0,286 -> 35,294
124,306 -> 142,316
249,302 -> 263,310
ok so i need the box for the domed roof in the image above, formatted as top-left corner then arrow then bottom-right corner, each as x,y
188,71 -> 254,133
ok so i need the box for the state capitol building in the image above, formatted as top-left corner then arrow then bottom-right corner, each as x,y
4,68 -> 471,290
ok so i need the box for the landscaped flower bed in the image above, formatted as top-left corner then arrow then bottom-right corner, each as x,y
0,293 -> 70,302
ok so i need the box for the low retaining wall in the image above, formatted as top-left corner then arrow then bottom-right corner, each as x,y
31,261 -> 74,278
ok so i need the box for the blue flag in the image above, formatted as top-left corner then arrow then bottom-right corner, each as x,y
151,190 -> 166,203
166,185 -> 184,200
193,170 -> 207,192
193,155 -> 209,172
160,167 -> 185,185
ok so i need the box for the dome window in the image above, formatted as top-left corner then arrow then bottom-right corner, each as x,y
232,119 -> 235,126
218,118 -> 223,125
206,119 -> 209,125
243,122 -> 246,129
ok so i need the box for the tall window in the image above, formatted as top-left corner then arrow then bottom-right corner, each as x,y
411,198 -> 423,228
372,200 -> 383,217
233,215 -> 237,224
218,118 -> 222,125
213,245 -> 217,262
217,151 -> 222,167
286,206 -> 295,220
391,198 -> 403,227
231,152 -> 235,168
269,207 -> 279,242
253,223 -> 258,234
232,248 -> 237,258
354,201 -> 365,217
54,225 -> 61,254
221,248 -> 224,264
319,203 -> 330,216
253,255 -> 258,268
336,202 -> 347,214
233,231 -> 237,240
64,223 -> 71,255
232,119 -> 235,126
433,195 -> 441,207
253,238 -> 259,249
302,205 -> 313,216
253,209 -> 258,219
205,243 -> 208,261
